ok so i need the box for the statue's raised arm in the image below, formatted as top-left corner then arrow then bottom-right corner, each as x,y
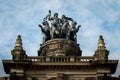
48,10 -> 51,20
43,10 -> 51,21
76,25 -> 81,33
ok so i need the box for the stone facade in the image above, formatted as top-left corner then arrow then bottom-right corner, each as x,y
0,77 -> 9,80
2,35 -> 119,80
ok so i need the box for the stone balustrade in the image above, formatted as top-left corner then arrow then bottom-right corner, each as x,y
26,56 -> 95,62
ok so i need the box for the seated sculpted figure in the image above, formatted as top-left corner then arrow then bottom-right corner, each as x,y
38,20 -> 51,43
69,21 -> 81,43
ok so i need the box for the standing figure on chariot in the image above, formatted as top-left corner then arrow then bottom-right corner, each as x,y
47,10 -> 62,38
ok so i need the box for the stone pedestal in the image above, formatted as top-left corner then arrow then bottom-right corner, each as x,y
38,38 -> 82,56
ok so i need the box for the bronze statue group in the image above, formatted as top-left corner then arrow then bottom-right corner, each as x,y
39,10 -> 81,43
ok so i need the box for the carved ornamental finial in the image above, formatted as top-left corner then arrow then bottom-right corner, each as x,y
94,35 -> 109,61
15,35 -> 23,48
11,35 -> 26,60
98,35 -> 106,50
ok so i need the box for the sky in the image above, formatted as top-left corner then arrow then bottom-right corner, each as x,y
0,0 -> 120,77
